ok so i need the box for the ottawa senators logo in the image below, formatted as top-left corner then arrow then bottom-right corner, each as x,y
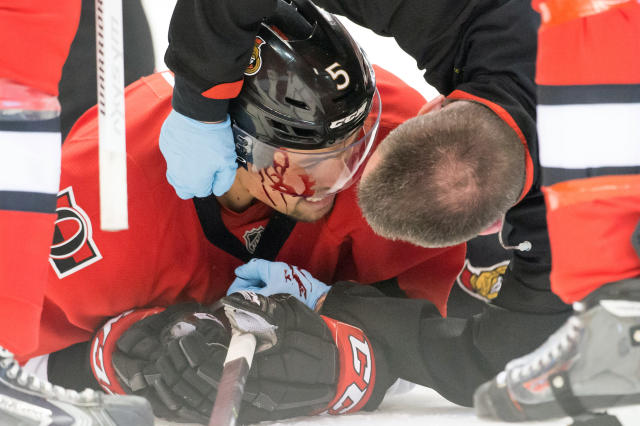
245,36 -> 266,76
49,187 -> 102,278
456,259 -> 508,302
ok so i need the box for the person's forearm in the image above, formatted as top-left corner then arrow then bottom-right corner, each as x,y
314,292 -> 328,311
165,0 -> 278,121
319,281 -> 496,407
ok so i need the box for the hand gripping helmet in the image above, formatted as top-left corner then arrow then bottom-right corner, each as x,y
230,0 -> 381,201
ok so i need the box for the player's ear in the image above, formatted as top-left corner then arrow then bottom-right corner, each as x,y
478,217 -> 504,236
417,94 -> 446,116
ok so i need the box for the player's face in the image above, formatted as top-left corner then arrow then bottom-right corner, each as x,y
236,151 -> 339,222
232,91 -> 381,221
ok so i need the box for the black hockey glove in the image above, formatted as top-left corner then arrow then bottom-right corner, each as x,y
223,292 -> 380,422
151,293 -> 341,424
92,294 -> 380,425
89,302 -> 231,423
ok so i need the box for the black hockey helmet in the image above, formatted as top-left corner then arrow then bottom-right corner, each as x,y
230,0 -> 381,200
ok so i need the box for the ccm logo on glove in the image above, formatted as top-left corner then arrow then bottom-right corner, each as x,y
320,316 -> 376,415
90,307 -> 165,394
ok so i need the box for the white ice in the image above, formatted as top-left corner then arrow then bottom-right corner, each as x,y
156,384 -> 639,425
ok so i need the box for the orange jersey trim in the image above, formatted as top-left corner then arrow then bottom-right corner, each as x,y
201,80 -> 244,99
533,0 -> 634,26
536,1 -> 640,86
543,175 -> 640,302
543,174 -> 640,211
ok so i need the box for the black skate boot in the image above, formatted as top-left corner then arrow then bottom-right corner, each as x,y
0,346 -> 154,425
474,278 -> 640,423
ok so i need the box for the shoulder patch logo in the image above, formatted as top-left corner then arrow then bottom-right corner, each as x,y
243,225 -> 265,254
456,259 -> 509,302
245,36 -> 266,76
49,187 -> 102,278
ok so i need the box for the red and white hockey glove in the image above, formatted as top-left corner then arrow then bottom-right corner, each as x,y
219,292 -> 378,423
89,302 -> 231,423
91,295 -> 379,424
90,306 -> 166,395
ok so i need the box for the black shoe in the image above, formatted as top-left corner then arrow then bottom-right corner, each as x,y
474,278 -> 640,422
0,346 -> 154,425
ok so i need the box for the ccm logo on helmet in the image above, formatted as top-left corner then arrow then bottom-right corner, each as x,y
329,101 -> 368,129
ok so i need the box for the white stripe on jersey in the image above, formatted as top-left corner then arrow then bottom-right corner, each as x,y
0,130 -> 61,193
537,102 -> 640,169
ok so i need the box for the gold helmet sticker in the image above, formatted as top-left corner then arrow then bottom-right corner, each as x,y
245,36 -> 266,76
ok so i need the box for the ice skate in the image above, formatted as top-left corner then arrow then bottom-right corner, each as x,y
474,278 -> 640,422
0,346 -> 154,425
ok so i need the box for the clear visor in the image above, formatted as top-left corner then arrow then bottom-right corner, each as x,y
235,89 -> 381,201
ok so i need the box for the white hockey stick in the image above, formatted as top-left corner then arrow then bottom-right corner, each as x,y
209,332 -> 257,426
95,0 -> 128,231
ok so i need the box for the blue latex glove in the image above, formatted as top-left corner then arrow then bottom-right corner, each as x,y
227,258 -> 330,310
159,109 -> 238,199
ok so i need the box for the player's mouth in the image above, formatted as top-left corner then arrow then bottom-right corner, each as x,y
303,194 -> 335,206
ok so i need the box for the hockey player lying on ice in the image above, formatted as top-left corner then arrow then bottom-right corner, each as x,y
23,8 -> 475,423
23,2 -> 569,423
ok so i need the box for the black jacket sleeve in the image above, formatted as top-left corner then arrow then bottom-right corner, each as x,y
311,0 -> 472,94
320,281 -> 493,407
165,0 -> 277,121
320,281 -> 570,407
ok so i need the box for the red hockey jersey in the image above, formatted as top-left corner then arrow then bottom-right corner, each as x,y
32,66 -> 465,358
0,0 -> 80,95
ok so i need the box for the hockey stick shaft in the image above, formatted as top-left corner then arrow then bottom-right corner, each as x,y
96,0 -> 128,231
209,332 -> 257,426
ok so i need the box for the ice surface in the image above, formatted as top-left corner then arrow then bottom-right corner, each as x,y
155,384 -> 640,425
